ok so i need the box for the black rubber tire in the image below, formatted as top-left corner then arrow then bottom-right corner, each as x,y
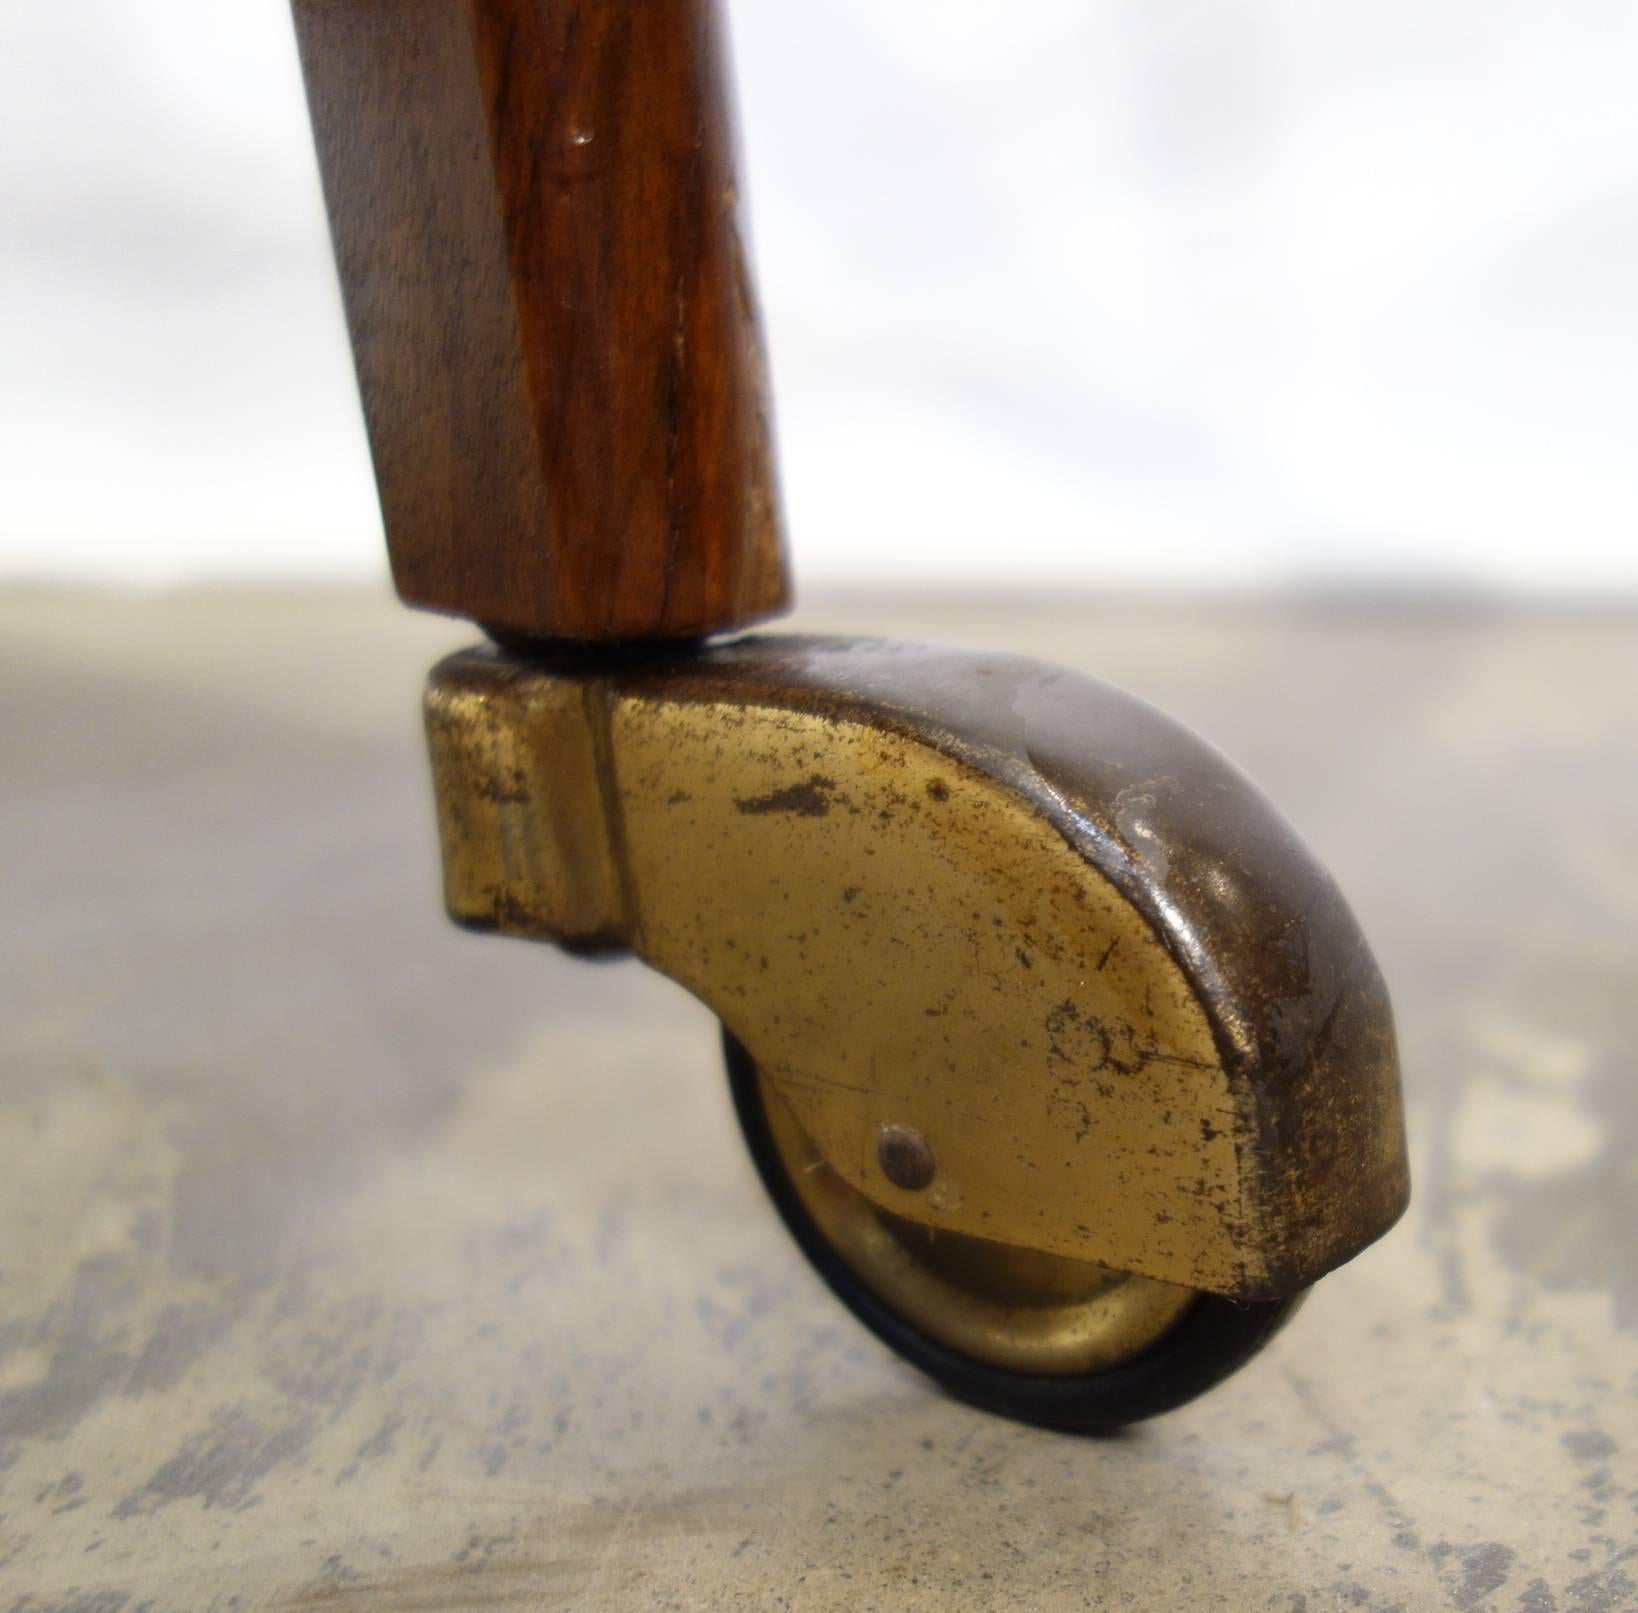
725,1028 -> 1305,1433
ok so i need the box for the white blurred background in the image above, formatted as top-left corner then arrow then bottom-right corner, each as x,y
1,1 -> 1634,597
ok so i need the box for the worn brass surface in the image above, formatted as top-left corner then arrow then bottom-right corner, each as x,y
762,1077 -> 1197,1374
426,635 -> 1409,1302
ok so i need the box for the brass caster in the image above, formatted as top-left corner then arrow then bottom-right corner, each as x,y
425,634 -> 1409,1428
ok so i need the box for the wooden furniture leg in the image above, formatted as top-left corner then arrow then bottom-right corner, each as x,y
291,0 -> 1408,1430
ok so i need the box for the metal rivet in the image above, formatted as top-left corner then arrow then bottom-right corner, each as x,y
877,1124 -> 936,1191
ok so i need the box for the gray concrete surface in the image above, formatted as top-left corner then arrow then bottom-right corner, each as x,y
1,587 -> 1634,1611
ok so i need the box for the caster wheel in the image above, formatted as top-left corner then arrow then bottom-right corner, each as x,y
726,1029 -> 1306,1432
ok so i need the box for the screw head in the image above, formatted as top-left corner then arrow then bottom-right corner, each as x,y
877,1124 -> 936,1191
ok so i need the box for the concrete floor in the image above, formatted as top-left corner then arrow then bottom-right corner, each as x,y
2,587 -> 1634,1611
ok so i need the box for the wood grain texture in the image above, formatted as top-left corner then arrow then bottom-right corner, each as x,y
292,0 -> 790,641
